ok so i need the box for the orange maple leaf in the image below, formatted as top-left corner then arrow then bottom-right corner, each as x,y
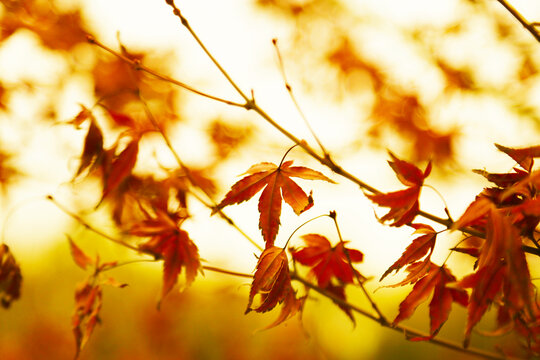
380,224 -> 436,281
366,152 -> 431,227
246,246 -> 302,329
451,196 -> 493,231
73,113 -> 104,179
68,236 -> 94,271
247,246 -> 292,314
290,233 -> 363,288
216,161 -> 335,247
130,210 -> 201,302
101,139 -> 139,201
393,264 -> 468,340
72,281 -> 102,359
458,209 -> 534,348
495,143 -> 540,172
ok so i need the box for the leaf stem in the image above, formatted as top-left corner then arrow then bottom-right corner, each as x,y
278,144 -> 299,168
329,211 -> 388,325
282,214 -> 329,250
137,92 -> 263,251
272,38 -> 328,155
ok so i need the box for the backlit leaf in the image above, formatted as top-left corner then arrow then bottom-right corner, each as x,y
290,234 -> 363,288
132,210 -> 201,302
68,236 -> 94,270
366,153 -> 430,227
380,225 -> 436,281
216,160 -> 334,246
246,246 -> 291,314
495,143 -> 540,172
101,139 -> 139,201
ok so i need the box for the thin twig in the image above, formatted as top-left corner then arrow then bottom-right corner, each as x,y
329,210 -> 388,325
86,35 -> 245,108
137,92 -> 263,251
203,265 -> 253,278
496,0 -> 540,43
164,1 -> 250,104
292,273 -> 505,360
47,195 -> 141,252
272,38 -> 328,155
160,0 -> 540,260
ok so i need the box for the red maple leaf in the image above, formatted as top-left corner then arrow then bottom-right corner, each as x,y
101,138 -> 139,201
380,224 -> 436,281
290,233 -> 363,288
130,210 -> 201,302
458,209 -> 534,348
73,114 -> 104,179
67,239 -> 127,359
473,167 -> 529,188
393,263 -> 468,340
246,246 -> 302,329
72,281 -> 102,359
495,143 -> 540,172
216,161 -> 335,247
451,196 -> 494,231
366,152 -> 431,227
68,236 -> 94,270
71,271 -> 127,359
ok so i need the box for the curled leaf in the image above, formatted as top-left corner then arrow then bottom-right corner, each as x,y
246,246 -> 291,314
380,225 -> 436,281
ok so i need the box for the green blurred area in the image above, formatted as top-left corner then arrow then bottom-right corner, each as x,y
0,241 -> 503,360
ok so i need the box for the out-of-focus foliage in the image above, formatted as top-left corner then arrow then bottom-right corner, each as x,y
1,0 -> 540,359
256,0 -> 540,167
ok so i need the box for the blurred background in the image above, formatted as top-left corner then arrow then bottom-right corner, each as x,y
0,0 -> 539,358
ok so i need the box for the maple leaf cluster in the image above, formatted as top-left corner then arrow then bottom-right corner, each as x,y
365,154 -> 469,340
68,238 -> 127,357
215,155 -> 367,327
369,146 -> 540,354
129,210 -> 202,302
66,104 -> 210,354
449,144 -> 540,353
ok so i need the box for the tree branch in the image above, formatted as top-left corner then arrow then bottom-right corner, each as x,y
496,0 -> 540,43
136,92 -> 263,251
292,273 -> 505,360
47,195 -> 141,253
86,35 -> 246,108
160,1 -> 540,260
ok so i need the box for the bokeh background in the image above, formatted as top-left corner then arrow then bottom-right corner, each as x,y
0,0 -> 540,358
